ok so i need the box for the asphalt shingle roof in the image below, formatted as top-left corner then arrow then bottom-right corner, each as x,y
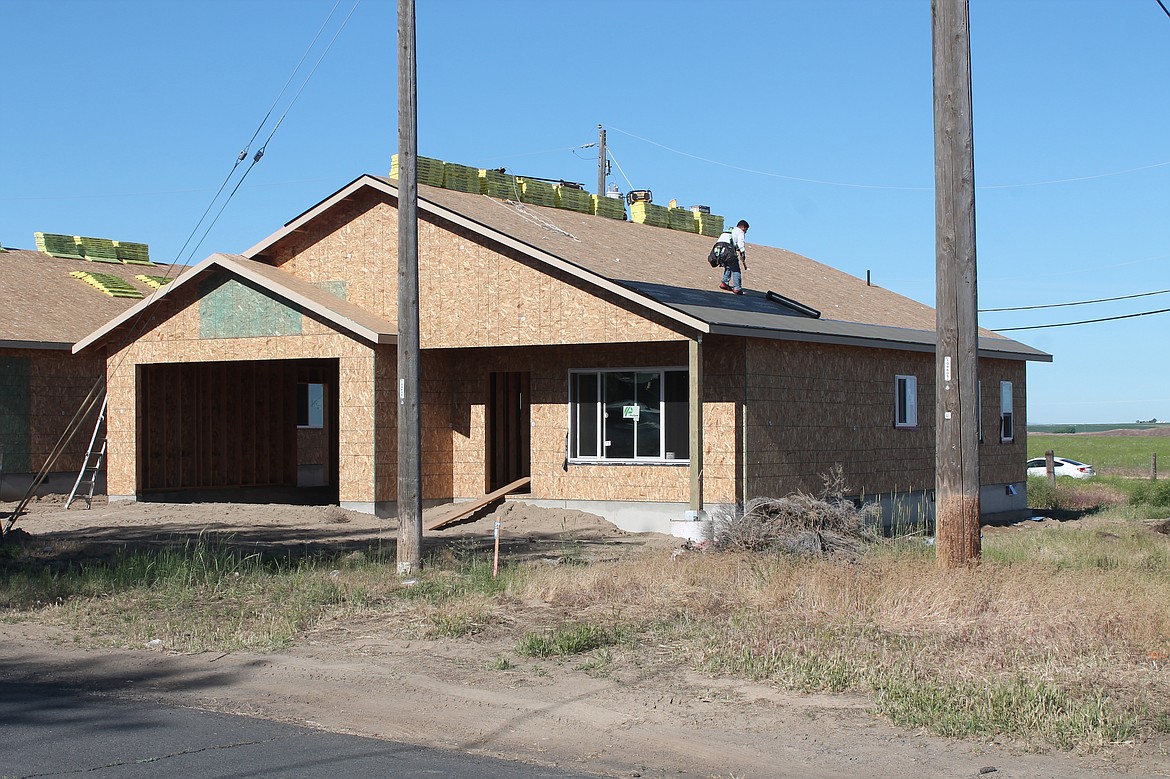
0,248 -> 178,347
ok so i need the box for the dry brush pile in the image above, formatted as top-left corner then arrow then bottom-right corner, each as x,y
709,466 -> 885,558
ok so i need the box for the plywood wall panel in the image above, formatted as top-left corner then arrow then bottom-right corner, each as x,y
103,279 -> 381,503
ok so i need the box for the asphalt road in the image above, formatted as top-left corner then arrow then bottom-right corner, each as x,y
1,681 -> 606,779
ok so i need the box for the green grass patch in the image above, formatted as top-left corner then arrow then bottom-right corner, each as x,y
873,674 -> 1138,749
0,537 -> 523,651
516,622 -> 628,657
1028,433 -> 1163,476
983,515 -> 1170,572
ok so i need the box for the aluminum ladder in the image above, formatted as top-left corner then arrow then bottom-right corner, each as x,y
66,396 -> 107,510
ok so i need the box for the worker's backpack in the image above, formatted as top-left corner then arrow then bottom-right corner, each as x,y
708,234 -> 735,267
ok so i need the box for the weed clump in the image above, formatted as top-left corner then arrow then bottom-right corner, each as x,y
710,466 -> 882,557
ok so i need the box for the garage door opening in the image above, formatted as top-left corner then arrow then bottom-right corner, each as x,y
136,358 -> 339,505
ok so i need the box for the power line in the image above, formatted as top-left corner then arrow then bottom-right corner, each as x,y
1158,0 -> 1170,20
992,307 -> 1170,331
1,0 -> 360,531
605,125 -> 1170,192
980,287 -> 1170,312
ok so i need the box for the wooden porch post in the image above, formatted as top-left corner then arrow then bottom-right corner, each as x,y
689,337 -> 703,511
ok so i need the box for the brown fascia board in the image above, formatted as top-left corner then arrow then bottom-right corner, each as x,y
0,340 -> 73,351
707,320 -> 1053,362
241,175 -> 710,337
73,253 -> 395,354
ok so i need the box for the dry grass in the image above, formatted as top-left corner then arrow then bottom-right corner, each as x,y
4,515 -> 1169,751
512,524 -> 1170,749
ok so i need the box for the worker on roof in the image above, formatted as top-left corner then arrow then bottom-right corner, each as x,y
716,220 -> 749,295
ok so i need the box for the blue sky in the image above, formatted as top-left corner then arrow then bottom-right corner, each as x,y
3,0 -> 1167,425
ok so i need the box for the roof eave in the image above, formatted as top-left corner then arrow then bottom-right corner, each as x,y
707,321 -> 1052,361
0,339 -> 74,351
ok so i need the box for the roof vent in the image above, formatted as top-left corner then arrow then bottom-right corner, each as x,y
765,290 -> 821,319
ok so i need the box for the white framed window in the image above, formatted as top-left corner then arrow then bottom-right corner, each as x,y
568,368 -> 688,463
297,383 -> 324,429
894,375 -> 918,428
999,380 -> 1014,442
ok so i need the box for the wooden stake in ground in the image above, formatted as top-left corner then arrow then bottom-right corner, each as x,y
932,0 -> 980,567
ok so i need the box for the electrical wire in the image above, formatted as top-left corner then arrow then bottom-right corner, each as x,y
605,146 -> 635,192
992,307 -> 1170,331
1,1 -> 362,535
605,125 -> 1170,192
1158,0 -> 1170,19
171,0 -> 349,271
980,287 -> 1170,312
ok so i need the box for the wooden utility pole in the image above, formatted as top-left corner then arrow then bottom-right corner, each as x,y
931,0 -> 981,567
397,0 -> 422,575
597,125 -> 607,196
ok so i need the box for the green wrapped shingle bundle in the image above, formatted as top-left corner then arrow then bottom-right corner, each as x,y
34,232 -> 86,260
518,177 -> 556,207
479,169 -> 519,199
696,212 -> 725,237
390,154 -> 444,187
591,194 -> 626,220
667,207 -> 697,232
77,236 -> 121,263
70,270 -> 144,298
114,240 -> 153,265
442,162 -> 480,193
555,185 -> 592,213
629,201 -> 670,228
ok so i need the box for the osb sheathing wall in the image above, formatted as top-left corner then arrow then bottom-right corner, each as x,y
104,281 -> 385,504
742,339 -> 1027,500
0,347 -> 104,475
426,341 -> 734,505
266,192 -> 684,349
979,357 -> 1028,485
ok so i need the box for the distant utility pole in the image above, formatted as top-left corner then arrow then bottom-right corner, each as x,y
932,0 -> 981,567
597,125 -> 607,196
397,0 -> 422,575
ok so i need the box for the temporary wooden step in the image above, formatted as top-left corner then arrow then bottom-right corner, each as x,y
424,477 -> 530,531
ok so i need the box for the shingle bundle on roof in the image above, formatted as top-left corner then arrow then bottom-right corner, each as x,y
442,162 -> 480,193
135,274 -> 173,289
517,178 -> 556,207
34,232 -> 86,260
390,154 -> 444,187
591,194 -> 626,220
77,236 -> 121,263
667,207 -> 697,232
70,270 -> 144,298
479,168 -> 518,199
630,201 -> 670,228
695,212 -> 725,237
555,185 -> 592,214
113,240 -> 153,265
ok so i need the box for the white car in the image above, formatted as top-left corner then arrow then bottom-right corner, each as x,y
1026,457 -> 1096,479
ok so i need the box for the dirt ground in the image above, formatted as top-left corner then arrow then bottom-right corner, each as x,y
3,496 -> 1168,779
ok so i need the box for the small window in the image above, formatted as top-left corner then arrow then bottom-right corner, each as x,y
895,375 -> 917,428
999,380 -> 1014,442
297,383 -> 324,429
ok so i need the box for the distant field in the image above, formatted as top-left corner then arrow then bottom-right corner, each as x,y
1029,423 -> 1169,434
1027,431 -> 1166,476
